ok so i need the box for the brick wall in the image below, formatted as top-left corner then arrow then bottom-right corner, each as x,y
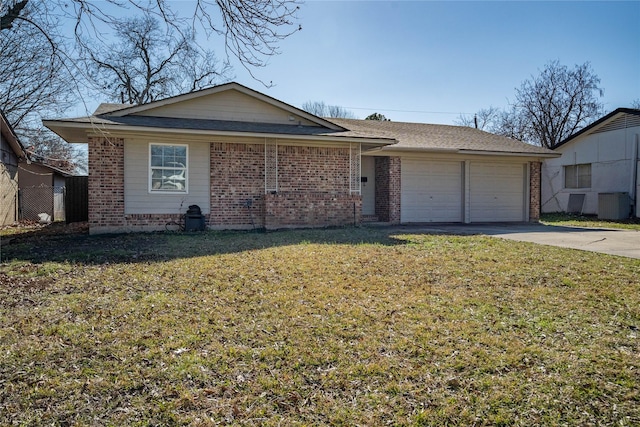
210,142 -> 265,228
88,137 -> 126,233
374,156 -> 401,223
89,137 -> 186,233
529,161 -> 541,221
265,145 -> 360,229
265,192 -> 361,229
209,142 -> 359,230
277,146 -> 350,193
89,138 -> 362,233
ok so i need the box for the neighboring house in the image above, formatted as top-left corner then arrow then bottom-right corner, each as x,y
19,160 -> 72,221
44,82 -> 555,234
0,110 -> 26,225
542,108 -> 640,218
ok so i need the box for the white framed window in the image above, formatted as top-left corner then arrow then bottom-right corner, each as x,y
564,163 -> 591,189
149,143 -> 188,193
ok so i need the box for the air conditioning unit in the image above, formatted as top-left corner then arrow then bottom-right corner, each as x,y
598,192 -> 630,220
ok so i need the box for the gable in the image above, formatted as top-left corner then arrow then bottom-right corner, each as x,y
130,88 -> 320,127
590,113 -> 640,135
554,108 -> 640,149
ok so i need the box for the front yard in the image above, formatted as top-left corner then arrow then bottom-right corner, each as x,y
1,227 -> 638,426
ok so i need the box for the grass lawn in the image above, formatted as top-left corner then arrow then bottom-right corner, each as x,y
541,213 -> 640,231
1,226 -> 639,426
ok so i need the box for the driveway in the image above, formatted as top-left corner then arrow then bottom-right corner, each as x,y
387,223 -> 640,259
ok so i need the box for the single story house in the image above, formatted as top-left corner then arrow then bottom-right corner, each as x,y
44,82 -> 556,234
1,110 -> 26,225
541,108 -> 640,218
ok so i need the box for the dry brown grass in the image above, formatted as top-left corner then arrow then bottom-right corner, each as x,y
1,227 -> 639,425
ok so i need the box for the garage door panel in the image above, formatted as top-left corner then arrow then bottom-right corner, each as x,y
401,160 -> 463,223
470,163 -> 525,222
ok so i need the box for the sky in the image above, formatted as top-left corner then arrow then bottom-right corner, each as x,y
216,0 -> 640,124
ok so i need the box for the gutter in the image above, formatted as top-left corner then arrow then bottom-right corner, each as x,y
379,146 -> 558,158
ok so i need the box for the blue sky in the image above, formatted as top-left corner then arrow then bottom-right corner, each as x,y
219,0 -> 640,124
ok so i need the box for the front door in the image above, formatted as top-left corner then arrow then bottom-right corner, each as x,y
361,156 -> 376,216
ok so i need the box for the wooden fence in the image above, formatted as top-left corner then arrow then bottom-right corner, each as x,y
65,176 -> 88,223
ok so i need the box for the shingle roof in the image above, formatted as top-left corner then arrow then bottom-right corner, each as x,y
328,118 -> 555,156
49,114 -> 395,141
94,103 -> 132,115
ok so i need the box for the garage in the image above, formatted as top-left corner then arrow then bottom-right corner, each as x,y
469,162 -> 527,222
401,159 -> 463,222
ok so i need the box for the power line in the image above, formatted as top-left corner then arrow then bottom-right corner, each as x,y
342,106 -> 473,116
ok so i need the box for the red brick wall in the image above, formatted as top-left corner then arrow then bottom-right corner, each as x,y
529,161 -> 541,221
208,142 -> 359,230
210,142 -> 265,228
277,146 -> 350,193
88,137 -> 126,233
88,139 -> 361,233
375,156 -> 401,223
265,192 -> 361,229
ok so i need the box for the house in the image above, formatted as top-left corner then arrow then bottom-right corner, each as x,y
19,160 -> 73,222
0,110 -> 26,225
541,108 -> 640,218
43,82 -> 556,234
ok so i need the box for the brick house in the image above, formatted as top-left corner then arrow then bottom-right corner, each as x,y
44,82 -> 555,234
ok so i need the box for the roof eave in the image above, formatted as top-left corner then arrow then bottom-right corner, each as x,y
43,120 -> 396,147
1,111 -> 26,159
377,146 -> 558,157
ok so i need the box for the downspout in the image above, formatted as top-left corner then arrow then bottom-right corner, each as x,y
631,134 -> 639,217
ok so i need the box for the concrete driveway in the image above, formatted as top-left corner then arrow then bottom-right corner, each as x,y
388,223 -> 640,259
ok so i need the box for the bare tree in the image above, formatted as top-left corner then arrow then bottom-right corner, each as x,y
1,0 -> 301,81
631,99 -> 640,109
514,61 -> 603,148
460,61 -> 604,148
302,101 -> 356,119
454,106 -> 501,130
0,8 -> 77,129
21,128 -> 87,174
0,7 -> 85,173
1,0 -> 301,172
85,16 -> 232,105
492,105 -> 530,142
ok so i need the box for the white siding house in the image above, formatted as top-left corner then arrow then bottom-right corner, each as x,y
541,108 -> 640,218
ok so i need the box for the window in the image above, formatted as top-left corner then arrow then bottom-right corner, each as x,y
564,163 -> 591,189
149,144 -> 188,193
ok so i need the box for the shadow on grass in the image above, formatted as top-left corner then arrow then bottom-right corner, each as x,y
1,225 -> 409,265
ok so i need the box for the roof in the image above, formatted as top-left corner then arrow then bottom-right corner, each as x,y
1,110 -> 26,160
20,160 -> 74,177
44,82 -> 396,146
43,81 -> 555,158
329,118 -> 557,157
99,82 -> 347,132
47,114 -> 382,138
553,108 -> 640,149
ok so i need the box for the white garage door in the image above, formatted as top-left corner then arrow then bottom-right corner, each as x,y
401,159 -> 463,222
470,162 -> 526,222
